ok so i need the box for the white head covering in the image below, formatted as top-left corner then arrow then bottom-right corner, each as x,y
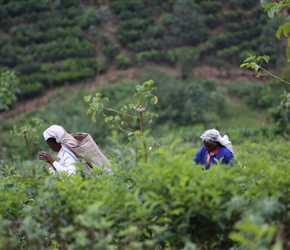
200,129 -> 234,154
43,125 -> 66,143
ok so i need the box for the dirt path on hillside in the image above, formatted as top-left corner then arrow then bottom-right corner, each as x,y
194,66 -> 257,84
0,66 -> 258,120
0,89 -> 55,120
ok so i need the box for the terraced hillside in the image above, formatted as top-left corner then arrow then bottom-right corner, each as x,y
0,0 -> 283,100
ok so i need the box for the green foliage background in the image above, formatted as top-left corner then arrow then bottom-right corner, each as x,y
0,131 -> 289,249
1,67 -> 288,248
0,0 -> 286,98
1,0 -> 290,249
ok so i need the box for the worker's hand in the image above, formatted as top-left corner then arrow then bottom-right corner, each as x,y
38,151 -> 55,165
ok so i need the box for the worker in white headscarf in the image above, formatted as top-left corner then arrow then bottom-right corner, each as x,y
39,125 -> 78,175
193,129 -> 234,170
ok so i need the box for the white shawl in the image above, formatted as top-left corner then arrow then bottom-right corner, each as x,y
43,125 -> 66,142
200,129 -> 234,154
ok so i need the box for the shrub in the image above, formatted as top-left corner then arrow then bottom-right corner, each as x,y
118,9 -> 150,21
15,62 -> 41,75
138,69 -> 228,127
127,39 -> 161,53
268,93 -> 290,136
224,10 -> 237,22
166,46 -> 199,65
227,81 -> 282,110
160,12 -> 171,27
118,17 -> 154,32
200,1 -> 222,14
0,46 -> 18,68
239,49 -> 256,62
26,38 -> 94,61
96,56 -> 108,74
226,22 -> 240,32
110,0 -> 144,14
20,82 -> 44,98
169,1 -> 208,45
115,54 -> 131,70
18,58 -> 98,91
52,68 -> 95,85
0,71 -> 20,110
204,13 -> 224,28
1,138 -> 290,249
117,30 -> 143,46
0,37 -> 8,47
13,10 -> 51,23
216,46 -> 240,60
145,25 -> 164,39
54,0 -> 80,10
4,0 -> 49,17
103,44 -> 120,61
81,7 -> 103,28
135,50 -> 160,64
166,46 -> 200,79
158,36 -> 182,50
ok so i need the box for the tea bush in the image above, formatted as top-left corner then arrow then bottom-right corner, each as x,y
128,39 -> 161,53
0,135 -> 289,249
0,0 -> 276,99
115,54 -> 131,70
3,76 -> 288,248
135,50 -> 160,64
169,1 -> 208,46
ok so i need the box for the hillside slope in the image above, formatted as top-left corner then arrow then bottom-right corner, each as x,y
0,63 -> 258,120
0,0 -> 283,109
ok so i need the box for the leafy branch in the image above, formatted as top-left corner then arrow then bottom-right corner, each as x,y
12,118 -> 44,161
240,55 -> 290,85
261,0 -> 290,60
84,79 -> 158,162
84,79 -> 158,134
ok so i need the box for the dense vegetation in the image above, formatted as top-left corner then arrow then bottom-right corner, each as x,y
1,0 -> 290,249
1,133 -> 290,249
0,0 -> 286,100
1,68 -> 290,249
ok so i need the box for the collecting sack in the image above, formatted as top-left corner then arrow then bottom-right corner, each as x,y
59,132 -> 111,174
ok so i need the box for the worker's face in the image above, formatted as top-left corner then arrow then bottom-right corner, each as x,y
203,140 -> 218,152
46,140 -> 61,152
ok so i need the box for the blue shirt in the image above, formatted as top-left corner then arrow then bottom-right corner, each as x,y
193,145 -> 234,169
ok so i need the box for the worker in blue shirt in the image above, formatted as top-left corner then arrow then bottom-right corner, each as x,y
193,129 -> 234,170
